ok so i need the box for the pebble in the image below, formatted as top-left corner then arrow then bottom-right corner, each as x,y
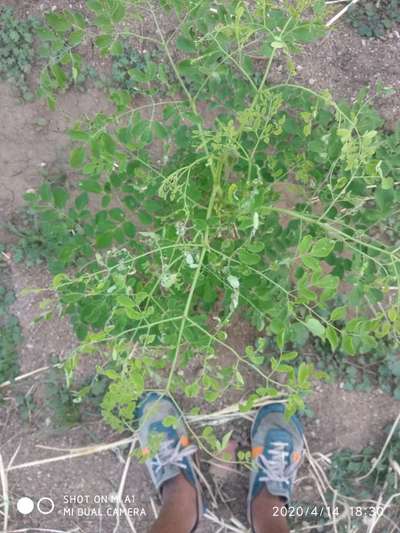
309,78 -> 316,85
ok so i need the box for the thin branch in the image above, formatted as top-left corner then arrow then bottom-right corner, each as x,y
356,413 -> 400,482
0,452 -> 9,533
326,0 -> 360,27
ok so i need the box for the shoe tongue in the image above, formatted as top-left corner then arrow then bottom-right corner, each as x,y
260,428 -> 293,501
264,428 -> 293,466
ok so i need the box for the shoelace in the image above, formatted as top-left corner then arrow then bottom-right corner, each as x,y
257,441 -> 298,484
151,439 -> 197,474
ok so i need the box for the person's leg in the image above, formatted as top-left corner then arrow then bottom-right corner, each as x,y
149,474 -> 197,533
136,393 -> 202,533
247,403 -> 304,533
251,488 -> 289,533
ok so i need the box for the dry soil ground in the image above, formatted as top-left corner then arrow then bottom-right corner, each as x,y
1,3 -> 400,532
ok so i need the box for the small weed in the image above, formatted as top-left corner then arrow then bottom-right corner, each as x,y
348,0 -> 400,38
289,425 -> 400,529
110,41 -> 175,95
0,316 -> 21,384
0,7 -> 38,99
111,41 -> 147,93
329,421 -> 400,524
45,362 -> 81,427
16,390 -> 37,422
70,63 -> 99,92
0,245 -> 21,385
5,213 -> 48,267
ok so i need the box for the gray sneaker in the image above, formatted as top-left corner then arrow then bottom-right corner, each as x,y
136,392 -> 203,531
247,403 -> 304,529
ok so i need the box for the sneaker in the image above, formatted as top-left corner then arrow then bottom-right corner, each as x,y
247,403 -> 304,529
136,392 -> 203,531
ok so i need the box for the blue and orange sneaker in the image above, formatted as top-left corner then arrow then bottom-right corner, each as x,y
247,403 -> 304,530
136,392 -> 203,531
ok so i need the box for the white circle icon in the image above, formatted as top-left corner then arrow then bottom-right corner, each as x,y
37,497 -> 55,515
17,497 -> 34,515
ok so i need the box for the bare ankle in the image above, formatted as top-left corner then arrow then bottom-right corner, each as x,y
252,488 -> 289,533
162,473 -> 196,501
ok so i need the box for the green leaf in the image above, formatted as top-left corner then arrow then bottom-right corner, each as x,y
80,180 -> 102,194
162,415 -> 178,428
298,362 -> 310,385
291,23 -> 325,43
305,317 -> 326,339
95,232 -> 113,249
375,187 -> 394,212
176,35 -> 196,53
69,129 -> 91,142
102,195 -> 111,208
132,372 -> 144,394
109,208 -> 125,221
87,0 -> 102,12
330,306 -> 346,321
271,41 -> 285,49
116,295 -> 133,308
112,3 -> 126,23
310,238 -> 334,258
70,147 -> 86,168
52,186 -> 69,208
341,334 -> 356,355
46,12 -> 72,32
123,221 -> 136,238
52,64 -> 67,88
153,121 -> 168,139
110,40 -> 123,55
138,211 -> 152,225
290,323 -> 309,346
281,351 -> 298,361
382,177 -> 393,190
238,249 -> 260,266
95,34 -> 113,49
39,182 -> 52,202
69,30 -> 84,46
75,192 -> 89,210
102,133 -> 116,154
302,256 -> 320,271
326,326 -> 339,351
298,235 -> 312,254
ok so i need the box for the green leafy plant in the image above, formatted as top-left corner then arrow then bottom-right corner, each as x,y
44,361 -> 81,427
348,0 -> 400,38
327,421 -> 400,529
23,0 -> 400,458
0,247 -> 21,384
111,41 -> 150,93
110,40 -> 178,97
0,7 -> 38,99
